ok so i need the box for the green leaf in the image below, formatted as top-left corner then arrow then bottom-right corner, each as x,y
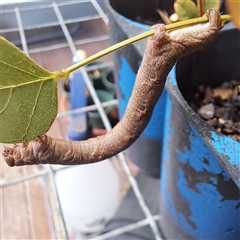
174,0 -> 199,21
204,0 -> 220,11
0,37 -> 59,143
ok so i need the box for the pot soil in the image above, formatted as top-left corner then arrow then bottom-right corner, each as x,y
187,80 -> 240,142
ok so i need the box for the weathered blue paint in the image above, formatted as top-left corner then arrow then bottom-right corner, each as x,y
213,137 -> 239,167
160,91 -> 240,240
177,124 -> 225,174
176,125 -> 239,238
118,56 -> 167,139
211,132 -> 240,169
176,168 -> 239,239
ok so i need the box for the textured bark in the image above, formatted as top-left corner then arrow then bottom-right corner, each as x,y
3,9 -> 223,167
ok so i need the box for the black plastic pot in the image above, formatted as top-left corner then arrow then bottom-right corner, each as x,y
106,0 -> 240,239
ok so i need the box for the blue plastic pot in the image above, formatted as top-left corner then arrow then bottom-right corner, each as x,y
106,0 -> 240,239
159,25 -> 240,240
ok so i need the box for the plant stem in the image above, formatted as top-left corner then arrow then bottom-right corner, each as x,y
62,14 -> 230,77
197,0 -> 205,16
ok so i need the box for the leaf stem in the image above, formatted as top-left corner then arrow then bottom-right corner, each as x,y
62,14 -> 230,77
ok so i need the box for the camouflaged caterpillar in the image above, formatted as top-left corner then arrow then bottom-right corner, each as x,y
3,9 -> 223,167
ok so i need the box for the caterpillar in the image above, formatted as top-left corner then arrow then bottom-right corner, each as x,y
3,9 -> 223,167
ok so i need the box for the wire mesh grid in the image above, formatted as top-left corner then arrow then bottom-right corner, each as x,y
0,1 -> 162,239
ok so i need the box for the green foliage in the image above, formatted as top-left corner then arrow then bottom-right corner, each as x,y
174,0 -> 198,21
0,37 -> 59,143
162,0 -> 221,23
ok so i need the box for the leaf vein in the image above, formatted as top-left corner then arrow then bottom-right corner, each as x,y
0,60 -> 47,79
0,77 -> 54,90
22,81 -> 44,140
0,88 -> 13,113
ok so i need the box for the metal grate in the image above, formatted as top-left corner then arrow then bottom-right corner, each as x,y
0,1 -> 162,239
